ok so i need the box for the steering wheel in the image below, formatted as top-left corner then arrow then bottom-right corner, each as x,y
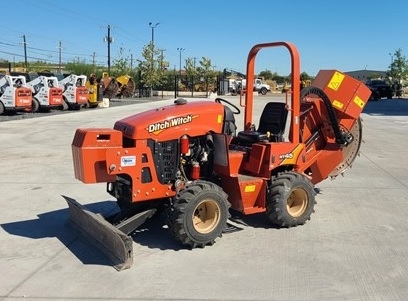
215,97 -> 240,114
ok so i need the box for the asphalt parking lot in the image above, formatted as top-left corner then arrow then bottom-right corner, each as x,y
1,95 -> 408,301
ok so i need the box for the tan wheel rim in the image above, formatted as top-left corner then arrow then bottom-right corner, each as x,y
192,199 -> 221,234
287,188 -> 308,217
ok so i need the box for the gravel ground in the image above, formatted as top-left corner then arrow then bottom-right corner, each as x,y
0,97 -> 165,123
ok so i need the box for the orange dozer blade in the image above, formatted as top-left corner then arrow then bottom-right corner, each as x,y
63,195 -> 133,271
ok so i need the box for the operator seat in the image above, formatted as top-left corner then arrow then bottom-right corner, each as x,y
237,102 -> 288,144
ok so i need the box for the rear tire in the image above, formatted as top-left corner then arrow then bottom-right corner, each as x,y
166,180 -> 230,248
0,102 -> 4,115
265,171 -> 316,227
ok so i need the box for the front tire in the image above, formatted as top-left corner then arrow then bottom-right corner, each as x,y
30,98 -> 40,113
265,171 -> 316,227
62,98 -> 69,110
167,180 -> 230,248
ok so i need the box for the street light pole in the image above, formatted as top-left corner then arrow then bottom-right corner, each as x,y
389,52 -> 394,78
177,47 -> 185,78
389,52 -> 397,95
148,22 -> 159,97
176,48 -> 185,97
149,22 -> 160,46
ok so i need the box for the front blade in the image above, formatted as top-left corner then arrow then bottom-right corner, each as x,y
62,195 -> 133,271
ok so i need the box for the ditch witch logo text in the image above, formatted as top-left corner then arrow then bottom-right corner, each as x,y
148,114 -> 194,135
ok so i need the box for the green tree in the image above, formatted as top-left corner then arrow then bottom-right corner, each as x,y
139,42 -> 165,96
271,73 -> 286,83
65,60 -> 95,76
184,57 -> 216,95
196,57 -> 217,95
185,57 -> 197,92
300,72 -> 311,81
387,48 -> 408,85
111,47 -> 134,77
26,60 -> 50,72
259,69 -> 274,80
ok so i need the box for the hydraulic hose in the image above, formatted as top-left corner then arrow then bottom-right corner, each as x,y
300,86 -> 349,145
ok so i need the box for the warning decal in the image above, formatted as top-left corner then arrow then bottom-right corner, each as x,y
353,95 -> 365,109
328,71 -> 345,91
332,100 -> 344,110
244,185 -> 256,193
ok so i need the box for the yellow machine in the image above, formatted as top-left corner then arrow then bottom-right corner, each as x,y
101,72 -> 119,99
85,74 -> 103,108
115,75 -> 135,98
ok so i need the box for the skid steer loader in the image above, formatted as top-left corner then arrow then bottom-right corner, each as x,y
59,74 -> 88,110
26,75 -> 64,112
0,75 -> 32,114
66,41 -> 371,270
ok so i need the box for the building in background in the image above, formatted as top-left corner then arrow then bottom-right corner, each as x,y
345,69 -> 388,83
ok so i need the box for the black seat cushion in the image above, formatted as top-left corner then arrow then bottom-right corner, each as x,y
237,131 -> 268,144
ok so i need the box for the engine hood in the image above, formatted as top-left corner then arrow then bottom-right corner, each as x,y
114,99 -> 225,141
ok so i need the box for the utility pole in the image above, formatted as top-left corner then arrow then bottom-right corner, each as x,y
104,25 -> 114,74
58,41 -> 62,74
91,52 -> 96,72
22,35 -> 28,71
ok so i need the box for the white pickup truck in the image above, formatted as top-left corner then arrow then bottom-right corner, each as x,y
238,78 -> 271,95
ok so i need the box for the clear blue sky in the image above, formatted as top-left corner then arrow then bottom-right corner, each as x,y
1,0 -> 407,76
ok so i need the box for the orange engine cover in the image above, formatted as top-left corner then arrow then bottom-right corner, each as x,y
114,100 -> 225,141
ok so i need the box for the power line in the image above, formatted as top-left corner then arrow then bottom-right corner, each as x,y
0,40 -> 19,47
0,50 -> 55,63
0,41 -> 97,58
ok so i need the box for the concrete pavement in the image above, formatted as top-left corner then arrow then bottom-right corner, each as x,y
1,96 -> 408,301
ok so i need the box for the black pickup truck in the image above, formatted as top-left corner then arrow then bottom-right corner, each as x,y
365,79 -> 393,100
